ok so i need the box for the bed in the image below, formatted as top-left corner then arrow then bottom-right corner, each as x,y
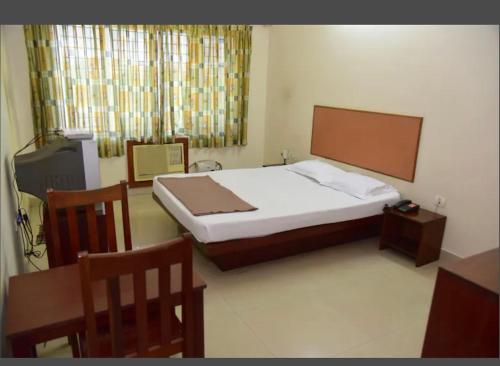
152,165 -> 400,270
149,105 -> 421,270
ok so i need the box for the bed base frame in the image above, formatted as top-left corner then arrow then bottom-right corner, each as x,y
153,193 -> 383,271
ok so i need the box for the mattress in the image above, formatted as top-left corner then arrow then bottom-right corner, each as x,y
153,166 -> 400,243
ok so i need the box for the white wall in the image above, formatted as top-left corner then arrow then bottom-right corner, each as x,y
1,26 -> 34,151
264,25 -> 499,257
0,25 -> 28,356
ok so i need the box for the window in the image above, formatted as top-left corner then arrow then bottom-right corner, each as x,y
25,25 -> 251,157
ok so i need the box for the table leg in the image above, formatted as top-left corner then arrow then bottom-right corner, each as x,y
10,337 -> 37,357
68,334 -> 80,357
193,290 -> 205,357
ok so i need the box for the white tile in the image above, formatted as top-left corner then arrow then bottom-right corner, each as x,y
338,320 -> 428,357
235,295 -> 373,357
204,309 -> 273,358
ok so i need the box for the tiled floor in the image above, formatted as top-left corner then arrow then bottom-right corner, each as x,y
28,193 -> 451,358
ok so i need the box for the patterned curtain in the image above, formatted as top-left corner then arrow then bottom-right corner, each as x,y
24,25 -> 252,157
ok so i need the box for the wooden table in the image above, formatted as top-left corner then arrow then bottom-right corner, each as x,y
422,248 -> 499,357
5,263 -> 207,357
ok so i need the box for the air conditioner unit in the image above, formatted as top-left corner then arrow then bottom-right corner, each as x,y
132,143 -> 185,181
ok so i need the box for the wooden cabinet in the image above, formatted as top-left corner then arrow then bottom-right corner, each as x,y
422,248 -> 499,357
379,207 -> 446,266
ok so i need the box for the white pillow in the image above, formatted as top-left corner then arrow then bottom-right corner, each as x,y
286,160 -> 345,183
321,172 -> 396,199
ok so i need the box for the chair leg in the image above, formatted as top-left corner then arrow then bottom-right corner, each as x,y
78,331 -> 87,357
68,334 -> 80,357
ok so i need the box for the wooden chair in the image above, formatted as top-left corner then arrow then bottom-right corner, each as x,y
78,234 -> 195,357
46,180 -> 132,356
46,180 -> 132,267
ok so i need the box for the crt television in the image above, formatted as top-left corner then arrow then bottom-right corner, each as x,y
14,139 -> 101,202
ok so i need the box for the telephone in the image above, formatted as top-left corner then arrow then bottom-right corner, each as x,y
392,199 -> 420,213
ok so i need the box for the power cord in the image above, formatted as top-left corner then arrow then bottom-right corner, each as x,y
17,207 -> 44,271
10,131 -> 63,271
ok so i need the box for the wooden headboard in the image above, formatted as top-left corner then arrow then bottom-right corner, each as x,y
126,137 -> 189,188
311,106 -> 423,182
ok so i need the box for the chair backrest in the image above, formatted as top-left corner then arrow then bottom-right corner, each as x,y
46,180 -> 132,267
78,234 -> 194,357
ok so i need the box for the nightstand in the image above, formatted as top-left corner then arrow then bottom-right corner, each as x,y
379,206 -> 447,266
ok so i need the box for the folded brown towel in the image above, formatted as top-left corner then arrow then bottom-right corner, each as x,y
158,175 -> 257,216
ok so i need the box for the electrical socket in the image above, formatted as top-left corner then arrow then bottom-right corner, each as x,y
434,195 -> 446,208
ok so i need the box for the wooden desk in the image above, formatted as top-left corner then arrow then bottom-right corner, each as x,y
422,248 -> 499,357
5,264 -> 207,357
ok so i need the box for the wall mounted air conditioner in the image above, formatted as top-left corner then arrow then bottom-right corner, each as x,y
132,143 -> 185,181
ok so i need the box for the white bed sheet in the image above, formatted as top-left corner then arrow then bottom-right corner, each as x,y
153,166 -> 400,243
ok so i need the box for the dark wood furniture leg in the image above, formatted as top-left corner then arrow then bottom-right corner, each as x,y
416,220 -> 446,266
10,338 -> 37,357
192,290 -> 205,358
68,334 -> 80,358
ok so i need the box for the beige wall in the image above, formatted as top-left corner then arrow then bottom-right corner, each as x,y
264,25 -> 499,257
1,26 -> 34,151
1,25 -> 29,284
1,25 -> 28,356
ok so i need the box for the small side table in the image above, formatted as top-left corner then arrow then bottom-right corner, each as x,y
379,207 -> 447,266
